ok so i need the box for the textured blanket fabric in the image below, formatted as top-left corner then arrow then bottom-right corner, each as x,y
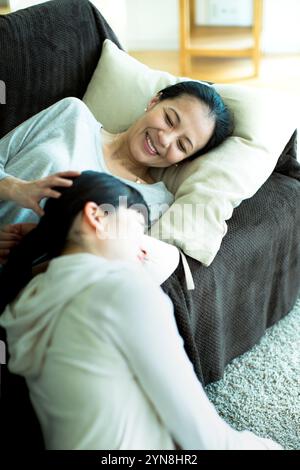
0,0 -> 122,138
162,164 -> 300,385
0,0 -> 299,449
205,296 -> 300,450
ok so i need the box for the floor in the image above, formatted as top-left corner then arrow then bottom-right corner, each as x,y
128,51 -> 300,159
205,296 -> 300,450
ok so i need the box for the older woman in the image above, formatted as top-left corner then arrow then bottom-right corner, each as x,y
0,81 -> 233,262
0,171 -> 281,450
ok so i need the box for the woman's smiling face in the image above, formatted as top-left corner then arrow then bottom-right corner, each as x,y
126,94 -> 216,168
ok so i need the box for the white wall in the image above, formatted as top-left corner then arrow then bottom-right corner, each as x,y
9,0 -> 300,54
262,0 -> 300,54
126,0 -> 300,54
89,0 -> 128,47
126,0 -> 178,50
9,0 -> 128,48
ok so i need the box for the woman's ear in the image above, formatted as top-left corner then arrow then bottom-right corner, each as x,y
146,92 -> 162,111
82,202 -> 106,233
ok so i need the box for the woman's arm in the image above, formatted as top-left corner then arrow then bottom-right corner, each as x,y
101,269 -> 274,450
0,101 -> 55,184
0,98 -> 81,210
0,172 -> 80,216
0,175 -> 20,201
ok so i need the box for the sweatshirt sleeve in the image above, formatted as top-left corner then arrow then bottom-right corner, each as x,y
0,97 -> 86,182
95,268 -> 245,450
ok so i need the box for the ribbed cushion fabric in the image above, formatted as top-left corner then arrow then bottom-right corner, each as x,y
162,168 -> 300,385
274,130 -> 300,180
0,0 -> 122,138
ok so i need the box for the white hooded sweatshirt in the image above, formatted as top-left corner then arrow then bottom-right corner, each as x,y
0,253 -> 282,450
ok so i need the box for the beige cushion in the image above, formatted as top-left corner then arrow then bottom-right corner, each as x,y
83,39 -> 297,266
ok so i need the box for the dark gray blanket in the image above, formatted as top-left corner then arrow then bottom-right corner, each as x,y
0,0 -> 122,137
0,0 -> 299,449
162,136 -> 300,384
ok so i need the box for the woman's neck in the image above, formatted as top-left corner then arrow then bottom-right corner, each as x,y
101,128 -> 150,182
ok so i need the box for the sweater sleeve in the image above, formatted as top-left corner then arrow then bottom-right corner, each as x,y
93,268 -> 247,450
0,97 -> 87,182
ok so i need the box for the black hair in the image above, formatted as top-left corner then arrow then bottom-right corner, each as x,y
0,171 -> 149,313
158,80 -> 234,159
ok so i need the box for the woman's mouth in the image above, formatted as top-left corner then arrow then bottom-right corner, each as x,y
144,132 -> 158,156
137,248 -> 148,263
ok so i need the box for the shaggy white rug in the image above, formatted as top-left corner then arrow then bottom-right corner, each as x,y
205,296 -> 300,450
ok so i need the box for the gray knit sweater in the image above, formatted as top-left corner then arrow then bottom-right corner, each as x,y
0,97 -> 174,226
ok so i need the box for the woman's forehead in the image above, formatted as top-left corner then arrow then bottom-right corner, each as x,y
165,94 -> 209,114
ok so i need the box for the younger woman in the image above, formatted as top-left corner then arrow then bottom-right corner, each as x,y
0,171 -> 281,450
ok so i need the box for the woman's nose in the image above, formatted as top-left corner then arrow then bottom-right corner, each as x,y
158,130 -> 172,149
138,248 -> 148,263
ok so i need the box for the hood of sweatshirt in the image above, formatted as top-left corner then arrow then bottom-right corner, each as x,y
0,253 -> 128,379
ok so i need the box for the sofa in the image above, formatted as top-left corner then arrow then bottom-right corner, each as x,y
0,0 -> 299,449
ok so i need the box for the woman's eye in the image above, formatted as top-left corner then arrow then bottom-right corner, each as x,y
164,111 -> 186,152
165,113 -> 173,126
178,141 -> 186,153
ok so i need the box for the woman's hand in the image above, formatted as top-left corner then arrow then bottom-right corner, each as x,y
0,223 -> 37,264
12,170 -> 81,216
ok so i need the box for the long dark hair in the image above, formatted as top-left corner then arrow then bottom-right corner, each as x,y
158,81 -> 234,159
0,171 -> 149,313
